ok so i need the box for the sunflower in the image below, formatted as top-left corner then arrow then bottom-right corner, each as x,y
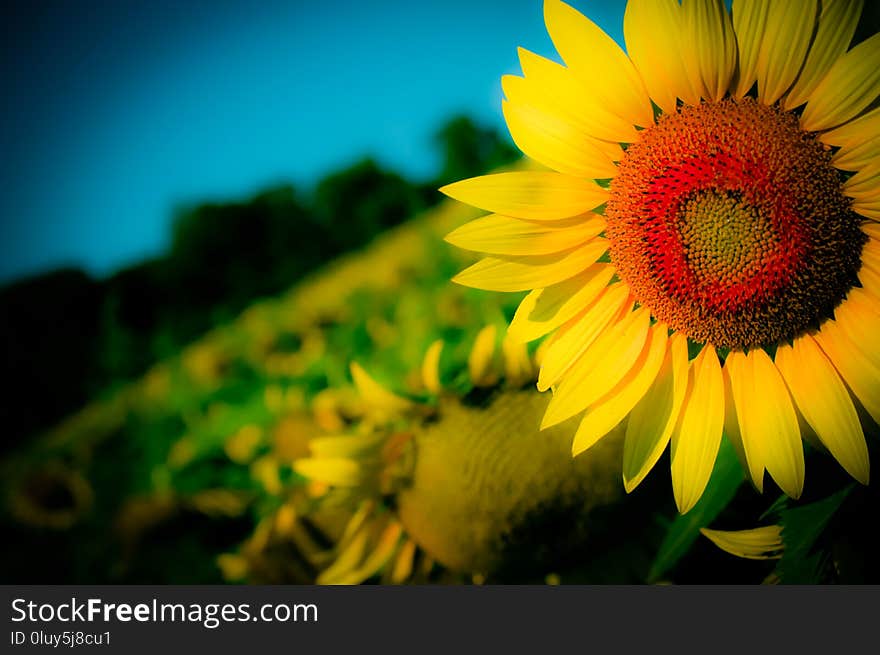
291,328 -> 633,583
441,0 -> 880,513
8,462 -> 94,530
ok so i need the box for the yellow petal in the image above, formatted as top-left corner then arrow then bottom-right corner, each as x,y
542,307 -> 649,429
516,48 -> 640,143
216,554 -> 249,581
861,223 -> 880,240
800,32 -> 880,132
390,538 -> 417,584
444,212 -> 605,256
336,500 -> 375,550
819,109 -> 880,177
755,0 -> 817,105
350,362 -> 412,415
293,457 -> 364,487
440,172 -> 608,221
543,0 -> 654,128
681,0 -> 737,102
858,260 -> 880,297
784,0 -> 864,110
623,332 -> 689,493
854,206 -> 880,221
317,522 -> 372,584
502,99 -> 621,179
731,0 -> 771,98
851,201 -> 880,222
850,190 -> 880,212
624,0 -> 696,111
700,526 -> 784,560
775,336 -> 869,485
533,337 -> 551,369
537,282 -> 631,391
273,503 -> 298,535
844,161 -> 880,203
723,350 -> 765,491
469,325 -> 498,386
503,75 -> 627,163
336,499 -> 376,552
572,322 -> 668,456
820,106 -> 880,147
815,319 -> 880,425
732,349 -> 805,499
331,519 -> 404,585
290,520 -> 334,565
831,135 -> 880,171
670,345 -> 725,514
834,289 -> 880,369
421,339 -> 444,395
507,264 -> 614,343
864,245 -> 880,277
452,240 -> 608,292
501,332 -> 534,385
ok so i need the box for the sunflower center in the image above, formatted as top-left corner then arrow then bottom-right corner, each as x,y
606,97 -> 865,349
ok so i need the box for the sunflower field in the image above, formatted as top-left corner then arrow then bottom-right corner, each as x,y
3,0 -> 880,586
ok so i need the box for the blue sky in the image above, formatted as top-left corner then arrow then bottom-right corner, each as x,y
0,0 -> 625,282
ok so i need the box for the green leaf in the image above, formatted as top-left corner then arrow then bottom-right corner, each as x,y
774,484 -> 854,583
648,436 -> 744,582
759,494 -> 790,522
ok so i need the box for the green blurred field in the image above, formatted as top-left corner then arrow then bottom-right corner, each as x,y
0,191 -> 525,583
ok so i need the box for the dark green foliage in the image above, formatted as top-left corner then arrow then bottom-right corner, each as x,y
432,116 -> 519,188
763,436 -> 880,584
313,159 -> 426,251
648,437 -> 744,582
0,270 -> 104,451
773,486 -> 853,584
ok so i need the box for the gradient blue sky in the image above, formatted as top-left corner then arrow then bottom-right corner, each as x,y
0,0 -> 625,282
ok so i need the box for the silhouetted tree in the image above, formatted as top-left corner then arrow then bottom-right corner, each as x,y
0,270 -> 103,451
313,158 -> 425,251
433,115 -> 519,188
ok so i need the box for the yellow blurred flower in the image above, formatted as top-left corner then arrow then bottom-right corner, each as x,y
293,329 -> 625,583
224,424 -> 264,464
271,415 -> 314,462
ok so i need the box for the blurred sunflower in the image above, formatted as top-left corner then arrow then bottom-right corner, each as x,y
290,328 -> 634,583
442,0 -> 880,512
8,462 -> 94,530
